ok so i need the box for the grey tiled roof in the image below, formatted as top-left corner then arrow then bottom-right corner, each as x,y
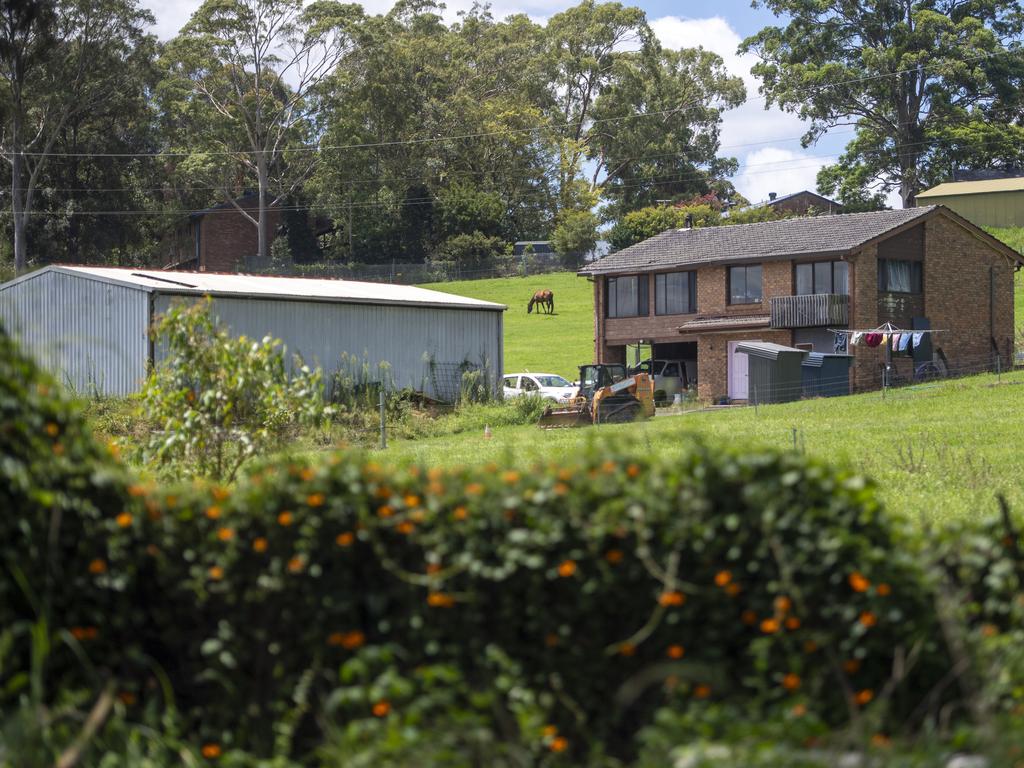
581,206 -> 937,275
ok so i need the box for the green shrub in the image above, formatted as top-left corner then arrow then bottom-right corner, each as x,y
5,325 -> 1024,764
136,300 -> 331,481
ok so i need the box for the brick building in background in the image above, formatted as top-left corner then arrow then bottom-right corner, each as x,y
580,206 -> 1021,402
161,193 -> 281,272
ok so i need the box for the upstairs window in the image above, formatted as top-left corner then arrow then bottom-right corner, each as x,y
728,264 -> 763,304
878,259 -> 922,294
795,260 -> 848,295
655,271 -> 697,315
606,275 -> 649,318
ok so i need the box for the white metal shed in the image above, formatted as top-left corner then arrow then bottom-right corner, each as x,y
0,266 -> 506,398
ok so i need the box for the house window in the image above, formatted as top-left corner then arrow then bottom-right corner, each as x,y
655,271 -> 696,315
606,275 -> 649,318
728,264 -> 762,304
878,259 -> 922,294
795,260 -> 849,295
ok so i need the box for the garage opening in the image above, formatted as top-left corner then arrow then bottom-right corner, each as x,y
652,341 -> 698,389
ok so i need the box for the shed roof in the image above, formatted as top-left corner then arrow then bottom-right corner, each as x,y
0,266 -> 506,312
916,177 -> 1024,198
802,352 -> 853,368
580,207 -> 936,275
750,190 -> 842,210
734,341 -> 808,360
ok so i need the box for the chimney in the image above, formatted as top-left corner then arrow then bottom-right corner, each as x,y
768,192 -> 777,201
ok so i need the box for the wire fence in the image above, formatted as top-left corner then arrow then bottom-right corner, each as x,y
286,255 -> 571,285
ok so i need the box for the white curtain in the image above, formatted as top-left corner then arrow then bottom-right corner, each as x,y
886,260 -> 912,292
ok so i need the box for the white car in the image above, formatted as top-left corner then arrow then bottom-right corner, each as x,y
502,372 -> 578,403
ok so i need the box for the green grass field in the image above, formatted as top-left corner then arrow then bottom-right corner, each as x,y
372,369 -> 1024,523
420,272 -> 595,379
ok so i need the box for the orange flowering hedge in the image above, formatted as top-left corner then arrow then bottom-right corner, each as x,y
2,327 -> 1019,760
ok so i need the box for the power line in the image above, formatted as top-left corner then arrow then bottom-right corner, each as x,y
1,47 -> 1019,160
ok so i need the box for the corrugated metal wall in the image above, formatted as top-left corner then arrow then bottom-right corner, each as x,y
153,295 -> 504,399
0,271 -> 150,396
920,192 -> 1024,228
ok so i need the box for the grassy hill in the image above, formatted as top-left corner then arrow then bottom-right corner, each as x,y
420,271 -> 595,379
374,368 -> 1024,523
987,227 -> 1024,325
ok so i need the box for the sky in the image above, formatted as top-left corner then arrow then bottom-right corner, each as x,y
141,0 -> 865,206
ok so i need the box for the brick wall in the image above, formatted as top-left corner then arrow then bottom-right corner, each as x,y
199,202 -> 280,272
922,215 -> 1015,373
696,329 -> 793,402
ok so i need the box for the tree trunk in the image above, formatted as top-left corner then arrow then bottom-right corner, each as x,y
12,150 -> 28,276
256,153 -> 269,270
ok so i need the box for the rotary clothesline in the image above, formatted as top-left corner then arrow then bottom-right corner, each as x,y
828,322 -> 944,353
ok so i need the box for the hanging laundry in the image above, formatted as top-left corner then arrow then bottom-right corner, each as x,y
881,334 -> 890,347
833,332 -> 849,353
912,332 -> 925,347
864,333 -> 883,348
891,333 -> 902,351
851,332 -> 864,346
898,333 -> 911,352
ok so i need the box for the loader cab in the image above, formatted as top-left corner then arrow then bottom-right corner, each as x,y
578,364 -> 628,398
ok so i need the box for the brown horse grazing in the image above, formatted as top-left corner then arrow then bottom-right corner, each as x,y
527,289 -> 554,314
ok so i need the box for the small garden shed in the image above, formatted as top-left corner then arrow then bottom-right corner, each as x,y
735,342 -> 807,404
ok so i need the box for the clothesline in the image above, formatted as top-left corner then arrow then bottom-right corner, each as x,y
828,322 -> 945,354
827,322 -> 945,335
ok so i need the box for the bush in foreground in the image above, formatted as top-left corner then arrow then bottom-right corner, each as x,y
2,327 -> 1024,765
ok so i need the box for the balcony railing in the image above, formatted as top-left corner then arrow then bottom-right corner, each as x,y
770,293 -> 849,329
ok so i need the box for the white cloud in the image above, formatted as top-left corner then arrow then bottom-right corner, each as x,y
650,15 -> 848,203
732,147 -> 833,206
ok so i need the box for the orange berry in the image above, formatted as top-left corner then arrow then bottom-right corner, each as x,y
115,512 -> 133,528
306,493 -> 325,507
208,566 -> 224,581
725,582 -> 741,596
741,609 -> 758,625
287,557 -> 304,573
760,618 -> 780,634
377,505 -> 394,519
876,583 -> 892,596
127,484 -> 147,498
774,596 -> 792,613
557,560 -> 577,578
782,673 -> 801,691
666,644 -> 685,659
694,684 -> 712,699
791,703 -> 807,717
550,736 -> 569,753
341,630 -> 366,650
217,527 -> 234,541
871,733 -> 891,748
848,572 -> 870,593
403,494 -> 420,507
300,467 -> 315,481
501,471 -> 520,484
855,689 -> 874,706
605,549 -> 624,564
427,592 -> 455,608
396,521 -> 415,535
542,724 -> 558,738
211,486 -> 230,501
372,700 -> 391,717
45,422 -> 60,437
465,482 -> 484,495
252,537 -> 268,552
843,659 -> 861,674
618,642 -> 637,657
626,463 -> 641,478
205,506 -> 221,520
277,511 -> 294,526
452,506 -> 468,521
658,590 -> 685,607
714,570 -> 732,587
785,616 -> 802,630
859,611 -> 878,628
335,531 -> 354,547
200,743 -> 222,758
88,558 -> 107,575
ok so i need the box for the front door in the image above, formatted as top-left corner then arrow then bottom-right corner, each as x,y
727,342 -> 749,401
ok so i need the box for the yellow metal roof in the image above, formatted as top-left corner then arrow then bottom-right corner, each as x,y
917,178 -> 1024,198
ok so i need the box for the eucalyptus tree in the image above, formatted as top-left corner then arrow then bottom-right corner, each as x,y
161,0 -> 361,268
741,0 -> 1024,207
0,0 -> 154,274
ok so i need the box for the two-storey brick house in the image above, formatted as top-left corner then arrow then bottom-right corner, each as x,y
579,206 -> 1021,402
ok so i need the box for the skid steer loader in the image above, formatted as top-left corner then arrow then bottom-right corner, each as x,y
537,364 -> 655,428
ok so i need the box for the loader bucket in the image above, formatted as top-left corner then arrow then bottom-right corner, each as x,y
537,402 -> 591,429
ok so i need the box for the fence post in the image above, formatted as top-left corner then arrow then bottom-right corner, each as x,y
997,354 -> 1002,384
792,427 -> 798,452
379,390 -> 387,450
753,385 -> 758,415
